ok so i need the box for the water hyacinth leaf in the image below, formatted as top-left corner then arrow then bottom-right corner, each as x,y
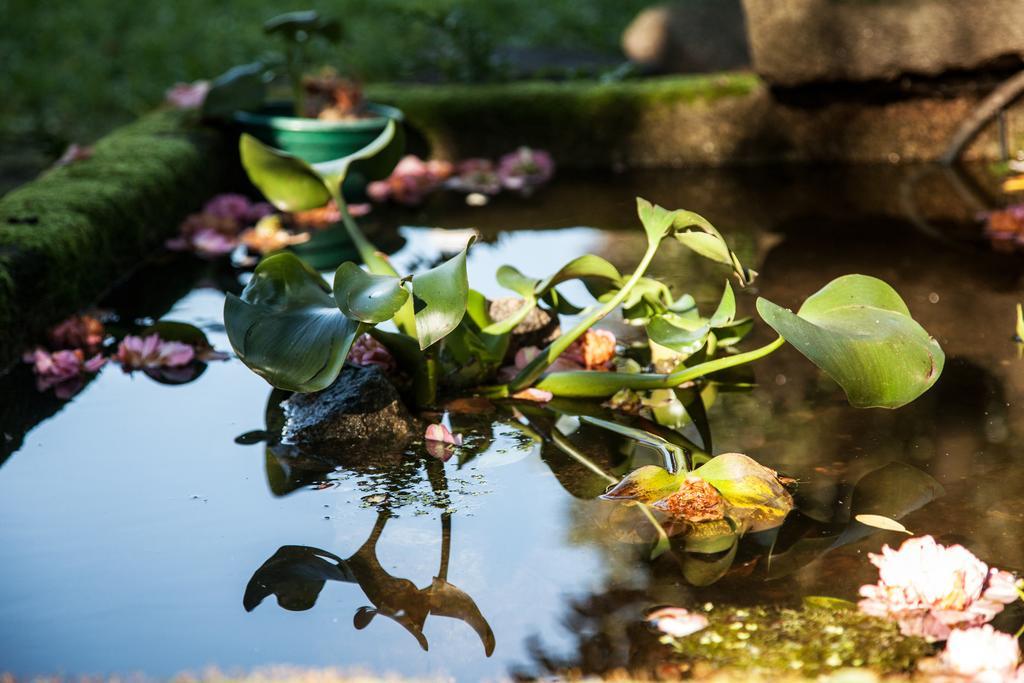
536,254 -> 623,295
756,275 -> 944,408
333,262 -> 408,324
201,62 -> 266,119
691,453 -> 793,532
541,288 -> 583,315
647,317 -> 710,355
224,252 -> 362,392
709,281 -> 736,328
411,239 -> 472,349
496,265 -> 539,297
240,134 -> 331,212
312,119 -> 398,190
600,465 -> 687,504
636,197 -> 676,246
854,514 -> 912,535
714,318 -> 754,347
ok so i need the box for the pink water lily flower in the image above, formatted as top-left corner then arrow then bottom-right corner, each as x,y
498,147 -> 555,192
22,347 -> 106,397
921,625 -> 1023,682
368,155 -> 453,206
165,80 -> 210,109
190,229 -> 238,258
346,333 -> 396,372
646,607 -> 709,638
424,420 -> 463,463
115,335 -> 195,370
858,535 -> 1020,641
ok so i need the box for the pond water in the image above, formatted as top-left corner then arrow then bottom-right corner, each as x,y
1,164 -> 1023,680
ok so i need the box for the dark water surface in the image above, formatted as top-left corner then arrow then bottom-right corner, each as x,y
1,165 -> 1022,679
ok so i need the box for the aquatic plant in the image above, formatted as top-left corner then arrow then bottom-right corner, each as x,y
115,334 -> 195,370
226,121 -> 946,417
857,535 -> 1020,642
22,347 -> 106,398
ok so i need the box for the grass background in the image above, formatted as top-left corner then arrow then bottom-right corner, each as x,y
0,0 -> 650,149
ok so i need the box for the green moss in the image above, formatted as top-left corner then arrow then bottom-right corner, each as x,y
0,109 -> 236,367
666,604 -> 932,676
366,74 -> 763,166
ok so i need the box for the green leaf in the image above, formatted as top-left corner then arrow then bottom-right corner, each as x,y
201,62 -> 266,119
636,197 -> 675,246
536,254 -> 622,295
691,453 -> 793,532
647,318 -> 710,355
756,275 -> 944,408
240,134 -> 331,212
333,262 -> 409,324
224,252 -> 361,392
240,120 -> 398,210
411,239 -> 472,349
636,197 -> 755,285
311,119 -> 398,191
264,10 -> 341,41
709,281 -> 736,327
600,465 -> 686,503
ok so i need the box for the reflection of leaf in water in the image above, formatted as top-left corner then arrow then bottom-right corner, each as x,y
766,462 -> 943,580
243,514 -> 495,656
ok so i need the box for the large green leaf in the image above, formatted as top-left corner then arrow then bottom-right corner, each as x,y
411,239 -> 472,349
224,252 -> 361,392
240,134 -> 331,212
239,120 -> 398,210
756,275 -> 944,408
691,453 -> 793,532
311,119 -> 398,190
201,62 -> 266,120
333,262 -> 408,324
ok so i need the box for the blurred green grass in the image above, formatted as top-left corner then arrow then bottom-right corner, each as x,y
0,0 -> 649,148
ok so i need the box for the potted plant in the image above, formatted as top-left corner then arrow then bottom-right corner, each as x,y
201,10 -> 405,196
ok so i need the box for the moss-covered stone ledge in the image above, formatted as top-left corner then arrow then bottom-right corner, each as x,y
369,73 -> 1024,167
0,109 -> 236,368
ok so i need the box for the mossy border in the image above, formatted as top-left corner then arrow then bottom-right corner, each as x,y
0,109 -> 237,368
368,73 -> 764,167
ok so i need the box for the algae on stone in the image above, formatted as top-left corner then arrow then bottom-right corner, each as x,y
664,604 -> 932,676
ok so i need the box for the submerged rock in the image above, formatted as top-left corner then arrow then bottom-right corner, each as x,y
281,364 -> 418,452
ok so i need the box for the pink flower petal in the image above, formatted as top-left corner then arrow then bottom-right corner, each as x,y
646,607 -> 709,638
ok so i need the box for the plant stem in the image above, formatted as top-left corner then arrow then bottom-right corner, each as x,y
509,240 -> 660,391
534,335 -> 786,398
289,44 -> 305,118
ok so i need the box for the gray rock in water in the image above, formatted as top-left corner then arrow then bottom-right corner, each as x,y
622,0 -> 750,74
281,364 -> 418,450
743,0 -> 1024,87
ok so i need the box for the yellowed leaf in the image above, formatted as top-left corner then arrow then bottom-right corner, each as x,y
854,514 -> 912,534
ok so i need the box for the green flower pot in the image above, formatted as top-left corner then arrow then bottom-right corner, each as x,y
233,101 -> 405,198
